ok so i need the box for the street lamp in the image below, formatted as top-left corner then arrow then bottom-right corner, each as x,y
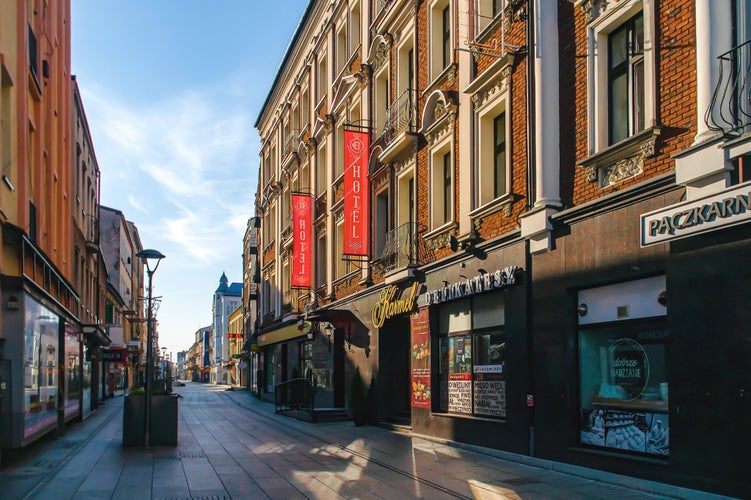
137,248 -> 165,448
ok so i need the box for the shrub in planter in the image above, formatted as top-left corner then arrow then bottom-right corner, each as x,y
348,368 -> 368,426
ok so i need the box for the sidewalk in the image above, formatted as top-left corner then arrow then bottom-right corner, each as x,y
0,384 -> 736,499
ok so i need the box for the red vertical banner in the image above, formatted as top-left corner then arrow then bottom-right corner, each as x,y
291,194 -> 312,288
411,307 -> 431,409
343,129 -> 370,256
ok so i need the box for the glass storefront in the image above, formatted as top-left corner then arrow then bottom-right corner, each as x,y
577,277 -> 669,457
23,296 -> 59,439
63,323 -> 81,419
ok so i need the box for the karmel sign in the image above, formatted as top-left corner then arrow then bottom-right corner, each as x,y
292,194 -> 312,287
343,129 -> 370,256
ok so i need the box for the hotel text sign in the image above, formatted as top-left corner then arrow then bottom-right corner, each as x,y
424,266 -> 519,306
641,182 -> 751,246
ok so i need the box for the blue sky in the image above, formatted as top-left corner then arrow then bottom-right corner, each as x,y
72,1 -> 309,355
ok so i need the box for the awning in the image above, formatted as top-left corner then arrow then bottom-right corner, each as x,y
307,308 -> 359,330
82,324 -> 111,347
256,322 -> 306,348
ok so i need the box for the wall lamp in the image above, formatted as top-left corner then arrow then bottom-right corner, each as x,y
5,296 -> 19,310
657,290 -> 667,307
577,303 -> 588,317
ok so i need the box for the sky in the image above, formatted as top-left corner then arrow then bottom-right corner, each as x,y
71,1 -> 310,356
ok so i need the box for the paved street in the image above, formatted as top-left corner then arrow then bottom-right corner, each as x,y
0,382 -> 732,499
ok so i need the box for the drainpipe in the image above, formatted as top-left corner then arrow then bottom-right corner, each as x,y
525,0 -> 536,458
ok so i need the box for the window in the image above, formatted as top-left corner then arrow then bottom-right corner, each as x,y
477,105 -> 509,206
588,1 -> 655,154
430,0 -> 452,80
350,1 -> 361,55
493,113 -> 506,199
476,0 -> 504,33
731,154 -> 751,185
1,68 -> 12,184
317,54 -> 328,104
336,24 -> 347,74
437,296 -> 506,418
430,143 -> 453,228
374,189 -> 390,257
608,12 -> 644,144
442,6 -> 451,69
316,232 -> 327,288
397,37 -> 415,95
579,320 -> 668,456
577,276 -> 669,457
374,67 -> 389,134
315,141 -> 327,195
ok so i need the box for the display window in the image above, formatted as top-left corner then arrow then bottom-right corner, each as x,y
23,296 -> 59,438
63,325 -> 81,418
579,317 -> 669,457
437,295 -> 507,418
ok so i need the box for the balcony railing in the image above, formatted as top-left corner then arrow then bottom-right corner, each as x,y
706,40 -> 751,136
373,221 -> 429,275
380,89 -> 418,146
284,129 -> 300,157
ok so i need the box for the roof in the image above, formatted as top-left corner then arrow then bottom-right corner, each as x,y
226,283 -> 243,297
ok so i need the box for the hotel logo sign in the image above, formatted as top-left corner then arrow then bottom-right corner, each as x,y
641,182 -> 751,246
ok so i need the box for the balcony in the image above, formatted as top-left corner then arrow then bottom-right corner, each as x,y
84,215 -> 99,254
373,222 -> 430,284
378,89 -> 419,163
282,129 -> 300,166
707,40 -> 751,137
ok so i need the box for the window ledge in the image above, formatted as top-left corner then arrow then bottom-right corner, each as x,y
470,192 -> 517,222
577,127 -> 661,188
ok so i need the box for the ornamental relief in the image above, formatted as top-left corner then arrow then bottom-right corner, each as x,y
471,68 -> 511,109
393,157 -> 415,176
426,115 -> 454,146
599,155 -> 643,188
425,231 -> 452,252
369,37 -> 392,73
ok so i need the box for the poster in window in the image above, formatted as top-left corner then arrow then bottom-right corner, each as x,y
473,379 -> 506,417
447,335 -> 472,414
411,308 -> 431,408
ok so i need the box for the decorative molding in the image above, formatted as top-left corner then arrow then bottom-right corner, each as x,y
425,114 -> 453,146
425,231 -> 452,252
393,156 -> 415,176
471,67 -> 512,109
369,35 -> 392,73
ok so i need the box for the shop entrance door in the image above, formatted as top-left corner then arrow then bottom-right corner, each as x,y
379,316 -> 411,422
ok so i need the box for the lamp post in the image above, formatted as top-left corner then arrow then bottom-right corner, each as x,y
136,248 -> 165,448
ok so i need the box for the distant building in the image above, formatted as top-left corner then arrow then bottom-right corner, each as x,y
210,273 -> 242,384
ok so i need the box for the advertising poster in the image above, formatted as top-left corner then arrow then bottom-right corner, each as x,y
473,379 -> 506,417
580,408 -> 669,456
410,308 -> 431,408
447,335 -> 472,414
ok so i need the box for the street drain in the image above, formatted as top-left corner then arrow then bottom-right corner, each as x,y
178,453 -> 206,459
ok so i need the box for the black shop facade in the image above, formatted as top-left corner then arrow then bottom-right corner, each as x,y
409,239 -> 530,454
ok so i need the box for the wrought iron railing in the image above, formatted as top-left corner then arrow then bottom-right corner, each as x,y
380,89 -> 418,146
706,39 -> 751,136
275,377 -> 316,417
373,221 -> 430,274
284,129 -> 300,157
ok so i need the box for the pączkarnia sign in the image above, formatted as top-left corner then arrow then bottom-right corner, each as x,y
424,266 -> 520,306
641,182 -> 751,246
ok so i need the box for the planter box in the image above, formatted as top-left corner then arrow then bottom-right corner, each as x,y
122,394 -> 179,447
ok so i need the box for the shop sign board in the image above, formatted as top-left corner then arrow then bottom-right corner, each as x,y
424,266 -> 519,306
641,181 -> 751,246
102,348 -> 126,363
372,282 -> 420,328
343,129 -> 370,256
291,194 -> 312,287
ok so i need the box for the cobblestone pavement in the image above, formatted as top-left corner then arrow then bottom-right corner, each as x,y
0,382 -> 734,499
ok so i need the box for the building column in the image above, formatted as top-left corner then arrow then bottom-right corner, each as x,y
521,0 -> 561,253
694,0 -> 733,144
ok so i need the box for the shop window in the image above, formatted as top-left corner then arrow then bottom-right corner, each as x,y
577,276 -> 669,457
299,340 -> 313,382
437,296 -> 506,418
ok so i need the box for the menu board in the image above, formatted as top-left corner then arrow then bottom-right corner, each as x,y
410,308 -> 431,408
